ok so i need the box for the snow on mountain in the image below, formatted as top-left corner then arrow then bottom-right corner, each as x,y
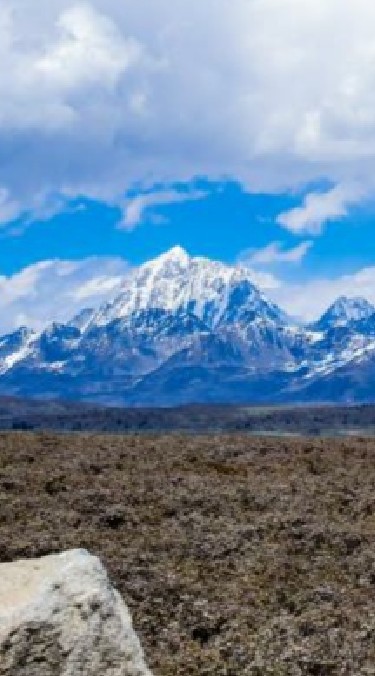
90,246 -> 287,330
76,309 -> 211,377
1,247 -> 375,404
68,308 -> 96,332
0,328 -> 37,375
313,296 -> 375,330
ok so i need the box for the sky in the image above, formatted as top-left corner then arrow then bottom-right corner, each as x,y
1,0 -> 375,332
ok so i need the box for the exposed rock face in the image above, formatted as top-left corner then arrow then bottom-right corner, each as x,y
0,549 -> 152,676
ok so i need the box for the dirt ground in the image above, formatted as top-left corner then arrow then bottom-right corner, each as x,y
1,432 -> 375,675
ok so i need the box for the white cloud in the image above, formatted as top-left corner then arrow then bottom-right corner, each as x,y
35,5 -> 141,92
0,3 -> 143,132
71,274 -> 125,301
277,184 -> 364,234
241,241 -> 312,266
243,269 -> 282,291
2,0 -> 375,227
267,267 -> 375,321
0,188 -> 21,226
0,257 -> 129,333
121,187 -> 208,230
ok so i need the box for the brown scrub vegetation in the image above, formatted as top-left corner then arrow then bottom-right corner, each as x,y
1,432 -> 375,675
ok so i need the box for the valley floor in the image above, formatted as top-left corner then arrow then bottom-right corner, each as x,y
1,432 -> 375,674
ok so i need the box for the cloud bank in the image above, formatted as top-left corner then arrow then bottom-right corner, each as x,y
270,267 -> 375,321
0,257 -> 128,333
2,0 -> 375,228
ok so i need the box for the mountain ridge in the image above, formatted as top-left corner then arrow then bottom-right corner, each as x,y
0,247 -> 374,406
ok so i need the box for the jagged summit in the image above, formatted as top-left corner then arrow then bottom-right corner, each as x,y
314,296 -> 375,330
91,246 -> 286,330
141,246 -> 191,276
156,245 -> 190,264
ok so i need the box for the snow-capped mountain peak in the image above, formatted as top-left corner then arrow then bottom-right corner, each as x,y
315,296 -> 375,330
1,248 -> 375,405
90,247 -> 286,330
154,245 -> 190,266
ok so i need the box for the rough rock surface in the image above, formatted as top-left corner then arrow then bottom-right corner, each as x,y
0,549 -> 152,676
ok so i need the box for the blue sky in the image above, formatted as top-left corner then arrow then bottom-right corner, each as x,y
1,0 -> 375,331
1,181 -> 374,281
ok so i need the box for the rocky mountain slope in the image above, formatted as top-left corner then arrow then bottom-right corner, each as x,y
0,247 -> 375,405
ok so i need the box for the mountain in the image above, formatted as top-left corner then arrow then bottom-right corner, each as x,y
0,328 -> 37,375
312,296 -> 375,331
90,246 -> 288,329
0,247 -> 375,405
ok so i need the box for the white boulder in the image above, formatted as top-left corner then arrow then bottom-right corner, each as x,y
0,549 -> 152,676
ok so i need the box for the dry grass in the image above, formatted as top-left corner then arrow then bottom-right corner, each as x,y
1,432 -> 375,675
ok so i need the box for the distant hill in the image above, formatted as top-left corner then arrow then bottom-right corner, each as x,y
0,395 -> 375,436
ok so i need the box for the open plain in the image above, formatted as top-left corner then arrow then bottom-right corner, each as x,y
1,431 -> 375,675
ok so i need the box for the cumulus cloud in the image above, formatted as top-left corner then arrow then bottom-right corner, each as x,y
0,257 -> 129,333
241,241 -> 313,266
35,5 -> 140,92
1,0 -> 375,228
0,3 -> 142,132
121,187 -> 208,230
